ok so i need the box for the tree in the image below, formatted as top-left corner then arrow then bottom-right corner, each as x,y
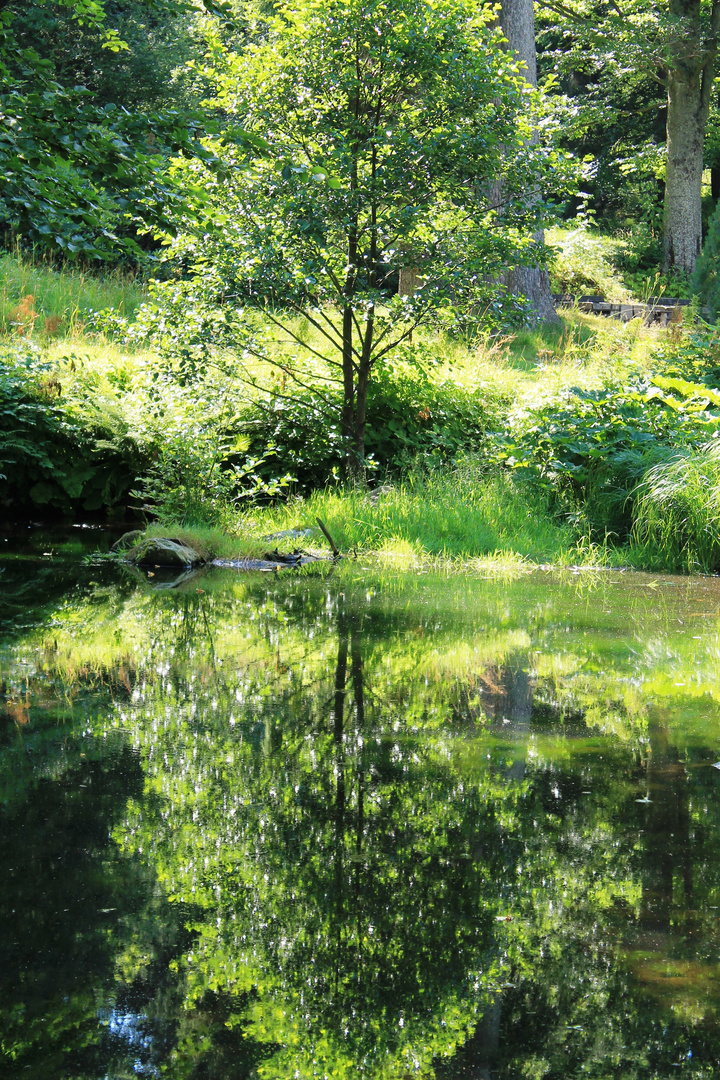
500,0 -> 562,326
166,0 -> 557,478
10,0 -> 201,112
0,0 -> 240,258
536,0 -> 720,276
662,0 -> 720,272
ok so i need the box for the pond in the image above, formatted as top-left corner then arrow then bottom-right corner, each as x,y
2,527 -> 720,1078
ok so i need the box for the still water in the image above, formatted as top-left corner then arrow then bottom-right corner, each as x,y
3,528 -> 720,1078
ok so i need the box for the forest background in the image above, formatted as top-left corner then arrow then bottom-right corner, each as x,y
6,0 -> 720,572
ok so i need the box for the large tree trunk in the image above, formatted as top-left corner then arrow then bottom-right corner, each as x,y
500,0 -> 560,326
663,0 -> 719,274
664,63 -> 710,272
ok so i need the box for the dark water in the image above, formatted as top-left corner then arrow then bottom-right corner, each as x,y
3,531 -> 720,1078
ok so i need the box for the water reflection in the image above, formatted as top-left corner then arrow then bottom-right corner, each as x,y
2,560 -> 720,1077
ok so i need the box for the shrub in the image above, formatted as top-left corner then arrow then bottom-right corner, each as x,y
131,423 -> 294,527
613,222 -> 662,277
0,345 -> 146,513
547,227 -> 629,299
244,351 -> 506,492
497,370 -> 720,539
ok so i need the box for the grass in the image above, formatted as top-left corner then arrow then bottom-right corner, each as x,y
136,522 -> 252,561
630,444 -> 720,574
0,248 -> 146,339
226,462 -> 615,568
137,463 -> 622,571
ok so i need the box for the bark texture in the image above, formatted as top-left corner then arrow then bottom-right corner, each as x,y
500,0 -> 560,326
663,0 -> 719,274
664,48 -> 711,271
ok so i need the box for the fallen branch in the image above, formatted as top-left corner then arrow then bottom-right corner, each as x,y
316,517 -> 341,558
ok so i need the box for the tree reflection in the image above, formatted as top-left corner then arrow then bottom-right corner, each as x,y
113,589 -> 530,1078
5,570 -> 720,1077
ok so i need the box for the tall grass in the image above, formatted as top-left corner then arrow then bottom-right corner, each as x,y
0,249 -> 146,339
240,460 -> 597,566
631,444 -> 720,572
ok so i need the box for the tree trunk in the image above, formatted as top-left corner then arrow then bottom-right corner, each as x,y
663,0 -> 719,274
664,66 -> 709,273
500,0 -> 560,327
342,303 -> 355,455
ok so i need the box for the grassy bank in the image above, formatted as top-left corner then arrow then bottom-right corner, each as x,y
3,239 -> 720,574
239,467 -> 601,568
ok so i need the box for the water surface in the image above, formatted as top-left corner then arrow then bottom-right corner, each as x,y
2,531 -> 720,1078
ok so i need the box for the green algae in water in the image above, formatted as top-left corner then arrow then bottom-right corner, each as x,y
2,546 -> 720,1078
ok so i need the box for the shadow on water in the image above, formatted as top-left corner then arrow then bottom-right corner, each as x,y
3,540 -> 720,1076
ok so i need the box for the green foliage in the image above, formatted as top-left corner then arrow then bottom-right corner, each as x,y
131,423 -> 294,527
548,227 -> 631,299
692,202 -> 720,323
612,222 -> 662,277
548,224 -> 692,302
0,0 -> 245,260
535,0 -> 672,239
0,344 -> 146,512
12,0 -> 201,113
497,352 -> 720,541
364,354 -> 506,470
243,348 -> 507,492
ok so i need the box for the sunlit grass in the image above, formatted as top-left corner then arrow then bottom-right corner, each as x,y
629,444 -> 720,573
0,249 -> 146,340
233,462 -> 619,567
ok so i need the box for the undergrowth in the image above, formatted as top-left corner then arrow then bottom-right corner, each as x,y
0,250 -> 145,340
6,242 -> 720,576
632,443 -> 720,573
548,226 -> 693,302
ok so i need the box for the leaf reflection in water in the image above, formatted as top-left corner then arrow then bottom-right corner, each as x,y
3,563 -> 720,1076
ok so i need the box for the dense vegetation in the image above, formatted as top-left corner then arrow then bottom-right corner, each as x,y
5,0 -> 720,573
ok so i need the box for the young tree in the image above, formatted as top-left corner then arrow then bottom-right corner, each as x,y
174,0 -> 557,478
